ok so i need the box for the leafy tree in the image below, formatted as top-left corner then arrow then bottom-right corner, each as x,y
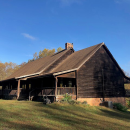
0,62 -> 19,81
39,48 -> 55,58
0,47 -> 63,80
57,47 -> 63,52
33,52 -> 38,60
32,47 -> 63,61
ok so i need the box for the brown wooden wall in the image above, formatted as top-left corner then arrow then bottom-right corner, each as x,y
77,46 -> 125,98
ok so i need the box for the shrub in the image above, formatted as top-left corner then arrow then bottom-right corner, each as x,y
126,98 -> 130,108
61,93 -> 79,105
61,93 -> 72,102
68,100 -> 77,105
76,101 -> 81,104
82,101 -> 87,105
61,94 -> 88,105
113,103 -> 128,112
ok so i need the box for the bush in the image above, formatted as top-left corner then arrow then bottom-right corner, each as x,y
61,93 -> 88,105
113,103 -> 128,112
126,98 -> 130,108
61,93 -> 72,102
76,101 -> 81,104
61,93 -> 79,105
82,101 -> 87,105
68,100 -> 77,105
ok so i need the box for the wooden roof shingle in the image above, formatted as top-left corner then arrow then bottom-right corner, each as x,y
2,42 -> 128,81
5,49 -> 69,80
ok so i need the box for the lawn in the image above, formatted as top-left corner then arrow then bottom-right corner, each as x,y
0,100 -> 130,130
125,84 -> 130,89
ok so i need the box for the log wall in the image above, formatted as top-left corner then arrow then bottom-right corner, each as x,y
77,46 -> 125,98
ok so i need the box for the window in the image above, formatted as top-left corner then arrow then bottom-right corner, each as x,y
6,86 -> 8,89
68,80 -> 72,87
22,85 -> 24,89
0,86 -> 2,90
29,84 -> 31,89
22,84 -> 26,89
25,84 -> 26,89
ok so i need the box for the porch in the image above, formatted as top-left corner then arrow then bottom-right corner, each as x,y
1,72 -> 77,101
21,76 -> 77,101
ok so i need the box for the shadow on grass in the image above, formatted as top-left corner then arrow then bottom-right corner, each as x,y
1,100 -> 130,130
34,103 -> 130,129
97,108 -> 130,121
0,108 -> 49,130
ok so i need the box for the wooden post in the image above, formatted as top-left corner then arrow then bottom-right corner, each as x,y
102,69 -> 105,102
75,70 -> 78,100
41,79 -> 43,96
9,83 -> 10,90
17,79 -> 20,100
55,77 -> 58,101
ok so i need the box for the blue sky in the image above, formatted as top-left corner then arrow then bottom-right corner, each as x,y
0,0 -> 130,73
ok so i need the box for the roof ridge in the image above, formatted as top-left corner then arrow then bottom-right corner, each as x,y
51,49 -> 66,56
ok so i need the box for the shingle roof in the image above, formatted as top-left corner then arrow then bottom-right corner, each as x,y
6,49 -> 69,80
3,42 -> 127,81
49,43 -> 102,74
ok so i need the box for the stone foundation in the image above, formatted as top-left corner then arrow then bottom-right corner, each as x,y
77,97 -> 126,106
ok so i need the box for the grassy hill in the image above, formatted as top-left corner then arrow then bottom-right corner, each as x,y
125,83 -> 130,89
0,100 -> 130,130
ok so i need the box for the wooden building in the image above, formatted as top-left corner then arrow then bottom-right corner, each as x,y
0,43 -> 128,105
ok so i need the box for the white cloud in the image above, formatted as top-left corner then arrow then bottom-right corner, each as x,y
58,0 -> 83,6
21,33 -> 36,40
115,0 -> 130,4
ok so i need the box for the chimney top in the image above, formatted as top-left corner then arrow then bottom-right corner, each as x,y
65,42 -> 73,50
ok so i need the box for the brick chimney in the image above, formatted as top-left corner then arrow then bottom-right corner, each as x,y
65,43 -> 73,50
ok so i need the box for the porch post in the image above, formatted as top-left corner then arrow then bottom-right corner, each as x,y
55,77 -> 58,101
17,79 -> 20,100
9,83 -> 10,89
75,70 -> 78,100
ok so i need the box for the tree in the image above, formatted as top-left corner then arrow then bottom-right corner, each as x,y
33,52 -> 38,60
0,47 -> 63,80
39,48 -> 55,58
30,47 -> 63,62
57,47 -> 63,52
0,62 -> 20,81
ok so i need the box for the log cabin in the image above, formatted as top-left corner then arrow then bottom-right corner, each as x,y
0,42 -> 129,106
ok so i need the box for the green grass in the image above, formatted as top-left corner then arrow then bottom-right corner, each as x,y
125,84 -> 130,89
0,100 -> 130,130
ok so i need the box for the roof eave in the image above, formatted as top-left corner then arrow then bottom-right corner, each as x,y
0,78 -> 15,82
53,68 -> 77,76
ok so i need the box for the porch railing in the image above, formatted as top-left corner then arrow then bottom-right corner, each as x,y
3,89 -> 17,95
57,87 -> 76,95
29,88 -> 55,100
